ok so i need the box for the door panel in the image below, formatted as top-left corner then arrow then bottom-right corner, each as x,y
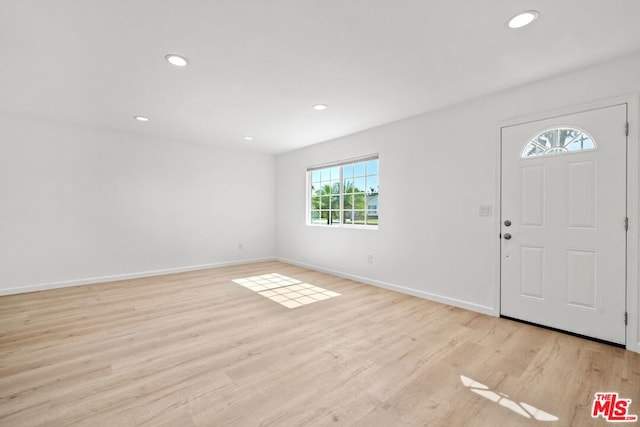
567,161 -> 597,228
566,249 -> 597,309
500,104 -> 627,344
521,166 -> 545,226
520,246 -> 544,299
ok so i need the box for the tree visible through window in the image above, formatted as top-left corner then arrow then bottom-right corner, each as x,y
308,156 -> 379,227
522,127 -> 596,158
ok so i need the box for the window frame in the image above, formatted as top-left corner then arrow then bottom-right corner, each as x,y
306,154 -> 379,229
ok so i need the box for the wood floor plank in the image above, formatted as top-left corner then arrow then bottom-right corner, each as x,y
1,261 -> 638,426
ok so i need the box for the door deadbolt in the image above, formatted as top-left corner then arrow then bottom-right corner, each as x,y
504,220 -> 512,227
503,233 -> 512,240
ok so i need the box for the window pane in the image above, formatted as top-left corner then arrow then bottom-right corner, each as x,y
353,211 -> 365,224
311,195 -> 321,210
523,143 -> 545,157
535,130 -> 555,148
320,168 -> 331,181
330,210 -> 341,225
330,166 -> 340,180
330,181 -> 340,194
320,195 -> 329,209
330,195 -> 340,208
343,179 -> 354,193
318,183 -> 331,195
343,164 -> 354,178
354,192 -> 366,209
311,170 -> 321,183
343,210 -> 354,224
559,128 -> 580,146
366,213 -> 378,226
354,162 -> 366,177
366,159 -> 379,175
366,194 -> 379,216
353,177 -> 365,192
366,175 -> 379,195
343,194 -> 354,210
566,134 -> 594,151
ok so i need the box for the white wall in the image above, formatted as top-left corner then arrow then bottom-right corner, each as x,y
275,52 -> 640,349
0,114 -> 276,294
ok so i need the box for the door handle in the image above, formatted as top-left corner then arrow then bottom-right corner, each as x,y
503,233 -> 512,240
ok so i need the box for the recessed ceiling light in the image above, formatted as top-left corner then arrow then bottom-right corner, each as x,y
165,54 -> 188,67
243,136 -> 254,141
313,104 -> 328,111
134,116 -> 150,122
507,10 -> 539,29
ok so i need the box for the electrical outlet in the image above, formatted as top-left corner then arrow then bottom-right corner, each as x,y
367,254 -> 373,264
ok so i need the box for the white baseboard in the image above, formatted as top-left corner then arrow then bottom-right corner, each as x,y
277,257 -> 498,317
0,257 -> 276,296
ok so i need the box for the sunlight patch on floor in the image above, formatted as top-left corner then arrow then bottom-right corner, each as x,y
460,375 -> 559,422
232,273 -> 340,308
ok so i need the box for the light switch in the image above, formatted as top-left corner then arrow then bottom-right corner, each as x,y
479,204 -> 493,217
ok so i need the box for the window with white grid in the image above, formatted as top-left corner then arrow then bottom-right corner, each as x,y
307,155 -> 379,228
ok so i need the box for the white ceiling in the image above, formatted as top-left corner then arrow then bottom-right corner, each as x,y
2,0 -> 640,154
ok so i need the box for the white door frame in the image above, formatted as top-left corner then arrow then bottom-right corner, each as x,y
496,94 -> 640,353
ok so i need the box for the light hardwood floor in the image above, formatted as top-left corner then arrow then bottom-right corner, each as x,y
1,261 -> 638,426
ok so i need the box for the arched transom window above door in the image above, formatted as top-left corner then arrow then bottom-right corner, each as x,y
522,127 -> 596,158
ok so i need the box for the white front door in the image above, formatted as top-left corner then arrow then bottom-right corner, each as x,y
500,104 -> 628,344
